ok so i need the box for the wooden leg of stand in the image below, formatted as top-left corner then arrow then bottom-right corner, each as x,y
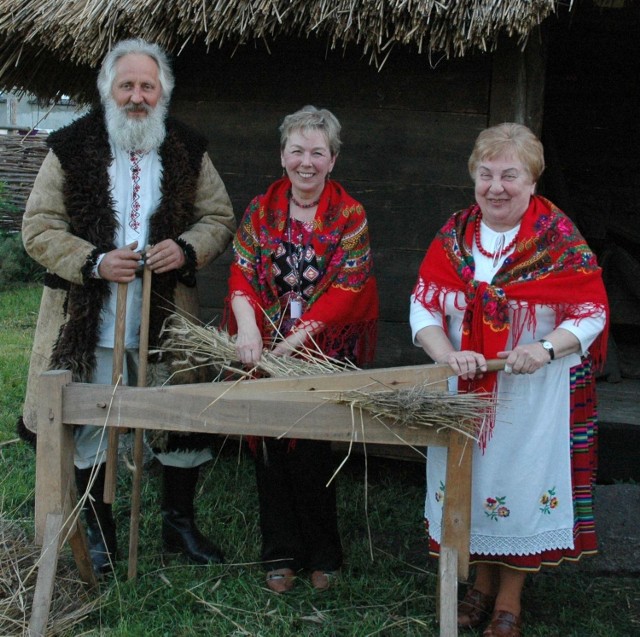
34,370 -> 74,544
28,513 -> 64,637
67,521 -> 98,587
442,432 -> 473,580
435,431 -> 472,636
438,546 -> 459,637
31,371 -> 97,636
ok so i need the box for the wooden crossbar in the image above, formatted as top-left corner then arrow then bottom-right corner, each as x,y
30,361 -> 483,637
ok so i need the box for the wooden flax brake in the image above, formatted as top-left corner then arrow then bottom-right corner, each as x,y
28,358 -> 505,637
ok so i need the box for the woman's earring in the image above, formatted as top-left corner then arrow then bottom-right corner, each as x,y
282,167 -> 285,177
326,172 -> 331,182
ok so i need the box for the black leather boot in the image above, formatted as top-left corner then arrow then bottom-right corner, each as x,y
161,465 -> 224,564
75,464 -> 117,576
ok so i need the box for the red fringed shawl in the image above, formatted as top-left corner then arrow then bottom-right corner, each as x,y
414,196 -> 609,443
225,177 -> 378,366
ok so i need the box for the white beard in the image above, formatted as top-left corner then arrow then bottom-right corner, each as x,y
104,99 -> 168,153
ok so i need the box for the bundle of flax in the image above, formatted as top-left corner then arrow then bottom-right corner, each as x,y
336,384 -> 494,441
159,312 -> 358,381
160,313 -> 495,441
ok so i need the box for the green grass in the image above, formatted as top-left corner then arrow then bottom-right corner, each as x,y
1,285 -> 640,636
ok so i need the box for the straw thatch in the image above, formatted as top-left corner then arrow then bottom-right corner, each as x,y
0,0 -> 562,100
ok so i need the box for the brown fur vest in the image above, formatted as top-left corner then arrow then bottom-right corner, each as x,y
46,107 -> 207,382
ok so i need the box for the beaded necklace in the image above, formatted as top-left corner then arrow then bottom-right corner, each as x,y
290,191 -> 320,209
474,213 -> 518,259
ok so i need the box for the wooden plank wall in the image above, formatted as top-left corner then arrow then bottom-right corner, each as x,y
171,38 -> 493,368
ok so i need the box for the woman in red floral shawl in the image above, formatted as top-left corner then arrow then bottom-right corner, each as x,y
226,106 -> 378,593
410,124 -> 608,637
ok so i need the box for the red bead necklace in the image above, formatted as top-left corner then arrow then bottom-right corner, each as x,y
474,214 -> 518,259
290,192 -> 320,209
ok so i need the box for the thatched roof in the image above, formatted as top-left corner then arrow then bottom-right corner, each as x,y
0,0 -> 559,101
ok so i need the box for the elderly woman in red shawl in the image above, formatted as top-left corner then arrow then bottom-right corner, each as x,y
226,105 -> 378,593
410,123 -> 608,637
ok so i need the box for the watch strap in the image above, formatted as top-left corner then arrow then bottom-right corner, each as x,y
539,339 -> 555,361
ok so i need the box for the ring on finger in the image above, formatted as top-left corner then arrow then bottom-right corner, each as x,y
504,364 -> 513,374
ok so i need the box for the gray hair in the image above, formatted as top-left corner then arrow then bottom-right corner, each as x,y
97,38 -> 175,105
279,105 -> 342,157
468,122 -> 545,182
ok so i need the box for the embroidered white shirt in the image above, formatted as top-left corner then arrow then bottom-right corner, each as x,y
97,146 -> 162,349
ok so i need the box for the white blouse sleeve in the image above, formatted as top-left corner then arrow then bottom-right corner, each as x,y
557,312 -> 607,355
409,276 -> 444,345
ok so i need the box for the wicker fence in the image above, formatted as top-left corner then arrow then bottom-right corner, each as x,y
0,129 -> 48,231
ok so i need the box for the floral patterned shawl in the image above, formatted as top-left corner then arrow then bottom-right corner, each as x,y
414,195 -> 609,433
226,177 -> 378,366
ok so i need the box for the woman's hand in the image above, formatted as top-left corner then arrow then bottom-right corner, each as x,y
236,325 -> 263,366
415,325 -> 486,379
231,294 -> 263,366
498,343 -> 548,375
271,325 -> 311,357
441,350 -> 488,380
498,329 -> 581,375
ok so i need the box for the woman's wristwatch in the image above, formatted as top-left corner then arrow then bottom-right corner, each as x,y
539,339 -> 555,362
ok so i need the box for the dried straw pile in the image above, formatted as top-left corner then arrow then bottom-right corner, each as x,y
160,313 -> 495,441
0,0 -> 560,99
0,516 -> 99,635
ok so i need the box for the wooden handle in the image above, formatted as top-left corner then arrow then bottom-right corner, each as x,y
485,359 -> 506,372
104,282 -> 128,504
128,265 -> 152,579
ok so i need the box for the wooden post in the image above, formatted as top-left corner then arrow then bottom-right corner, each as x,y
34,370 -> 75,544
31,371 -> 96,637
28,513 -> 64,637
441,432 -> 473,580
438,546 -> 459,636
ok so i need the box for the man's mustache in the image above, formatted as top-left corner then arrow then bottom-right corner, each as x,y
123,103 -> 152,114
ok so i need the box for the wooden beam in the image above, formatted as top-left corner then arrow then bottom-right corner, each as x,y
61,387 -> 453,447
59,362 -> 463,447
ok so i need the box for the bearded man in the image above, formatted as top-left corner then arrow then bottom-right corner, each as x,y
20,38 -> 236,576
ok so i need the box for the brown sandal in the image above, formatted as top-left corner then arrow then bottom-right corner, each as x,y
266,568 -> 295,593
482,610 -> 522,637
458,588 -> 496,628
310,569 -> 338,591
